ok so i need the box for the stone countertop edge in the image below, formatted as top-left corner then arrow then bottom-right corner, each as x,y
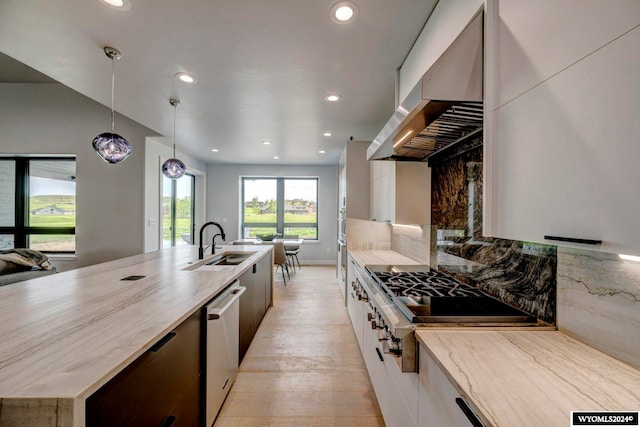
347,249 -> 422,267
415,329 -> 640,427
0,244 -> 272,401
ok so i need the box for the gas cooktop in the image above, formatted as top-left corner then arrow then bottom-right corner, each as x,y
364,265 -> 537,324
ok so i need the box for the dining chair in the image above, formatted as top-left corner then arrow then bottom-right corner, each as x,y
283,234 -> 301,271
273,241 -> 290,285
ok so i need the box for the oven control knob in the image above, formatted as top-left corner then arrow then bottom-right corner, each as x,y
361,292 -> 368,302
367,312 -> 373,321
377,328 -> 389,342
391,337 -> 403,357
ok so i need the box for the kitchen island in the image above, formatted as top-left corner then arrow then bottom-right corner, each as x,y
0,244 -> 273,427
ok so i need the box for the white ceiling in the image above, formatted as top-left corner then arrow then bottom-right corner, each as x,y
0,0 -> 438,165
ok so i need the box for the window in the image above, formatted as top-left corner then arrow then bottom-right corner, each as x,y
0,157 -> 76,253
241,177 -> 318,240
162,173 -> 195,248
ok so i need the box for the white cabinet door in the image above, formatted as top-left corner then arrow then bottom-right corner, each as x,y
418,345 -> 477,427
487,5 -> 640,254
346,279 -> 364,350
493,0 -> 640,108
362,317 -> 417,427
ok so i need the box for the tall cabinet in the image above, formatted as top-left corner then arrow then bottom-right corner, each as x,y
337,141 -> 371,298
338,141 -> 371,220
484,0 -> 640,254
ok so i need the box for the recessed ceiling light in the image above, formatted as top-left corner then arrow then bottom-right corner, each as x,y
262,140 -> 271,145
330,2 -> 358,24
324,93 -> 341,102
319,150 -> 326,154
175,72 -> 197,84
322,132 -> 333,137
101,0 -> 130,10
211,149 -> 219,152
273,156 -> 280,160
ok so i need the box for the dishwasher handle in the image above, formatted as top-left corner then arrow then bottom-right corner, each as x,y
207,286 -> 246,320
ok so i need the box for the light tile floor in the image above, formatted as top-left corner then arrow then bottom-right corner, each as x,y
214,266 -> 384,427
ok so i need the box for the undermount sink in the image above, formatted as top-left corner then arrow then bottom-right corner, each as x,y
184,251 -> 257,271
205,252 -> 254,266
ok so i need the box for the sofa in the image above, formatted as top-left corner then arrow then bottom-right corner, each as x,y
0,267 -> 57,286
0,249 -> 57,287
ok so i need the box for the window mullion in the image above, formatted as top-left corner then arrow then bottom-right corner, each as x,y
276,178 -> 285,235
14,159 -> 28,248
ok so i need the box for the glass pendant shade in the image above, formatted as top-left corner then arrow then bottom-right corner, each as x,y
162,97 -> 186,179
93,46 -> 132,164
92,132 -> 133,164
162,158 -> 186,179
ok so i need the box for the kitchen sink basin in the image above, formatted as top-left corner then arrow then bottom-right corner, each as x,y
183,251 -> 257,271
205,252 -> 254,266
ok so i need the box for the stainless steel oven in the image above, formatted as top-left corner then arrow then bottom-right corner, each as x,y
338,217 -> 346,242
337,239 -> 347,287
356,264 -> 544,372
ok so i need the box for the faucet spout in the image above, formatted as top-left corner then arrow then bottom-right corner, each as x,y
199,221 -> 226,259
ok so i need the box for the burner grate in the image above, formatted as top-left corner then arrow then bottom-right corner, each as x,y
372,271 -> 483,298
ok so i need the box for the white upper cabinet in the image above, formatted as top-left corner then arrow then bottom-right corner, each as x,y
370,161 -> 430,225
339,141 -> 370,220
493,0 -> 640,107
485,0 -> 640,254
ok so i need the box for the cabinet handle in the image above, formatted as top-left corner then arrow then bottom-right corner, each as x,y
375,347 -> 385,362
455,398 -> 484,427
159,415 -> 176,427
149,332 -> 176,353
253,263 -> 257,273
371,218 -> 377,222
543,235 -> 602,245
384,219 -> 391,223
208,287 -> 247,320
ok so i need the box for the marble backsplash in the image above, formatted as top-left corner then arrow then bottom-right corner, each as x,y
557,247 -> 640,369
435,240 -> 557,324
430,135 -> 558,324
390,225 -> 430,264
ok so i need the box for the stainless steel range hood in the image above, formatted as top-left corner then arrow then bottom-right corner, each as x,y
367,11 -> 483,161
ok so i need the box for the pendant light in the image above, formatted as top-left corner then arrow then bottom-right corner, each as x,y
162,98 -> 187,179
92,46 -> 133,164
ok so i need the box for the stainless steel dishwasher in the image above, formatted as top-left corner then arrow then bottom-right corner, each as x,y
204,280 -> 246,427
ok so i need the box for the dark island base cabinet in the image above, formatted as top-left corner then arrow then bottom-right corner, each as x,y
239,255 -> 272,362
86,310 -> 202,427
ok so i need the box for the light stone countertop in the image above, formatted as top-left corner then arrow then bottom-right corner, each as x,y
348,249 -> 422,267
416,329 -> 640,427
0,245 -> 272,403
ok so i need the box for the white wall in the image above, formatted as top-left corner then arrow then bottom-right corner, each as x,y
206,164 -> 338,264
144,139 -> 207,253
399,0 -> 484,102
0,83 -> 158,271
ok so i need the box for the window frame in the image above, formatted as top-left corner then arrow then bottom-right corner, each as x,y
0,156 -> 76,253
162,172 -> 196,248
241,177 -> 319,240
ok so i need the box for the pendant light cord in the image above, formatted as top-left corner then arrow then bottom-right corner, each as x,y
173,104 -> 177,158
111,56 -> 116,132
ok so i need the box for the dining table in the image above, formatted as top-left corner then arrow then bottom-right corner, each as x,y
232,238 -> 304,248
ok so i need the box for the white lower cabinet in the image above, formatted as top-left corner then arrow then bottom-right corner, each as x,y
418,344 -> 478,427
362,315 -> 418,427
